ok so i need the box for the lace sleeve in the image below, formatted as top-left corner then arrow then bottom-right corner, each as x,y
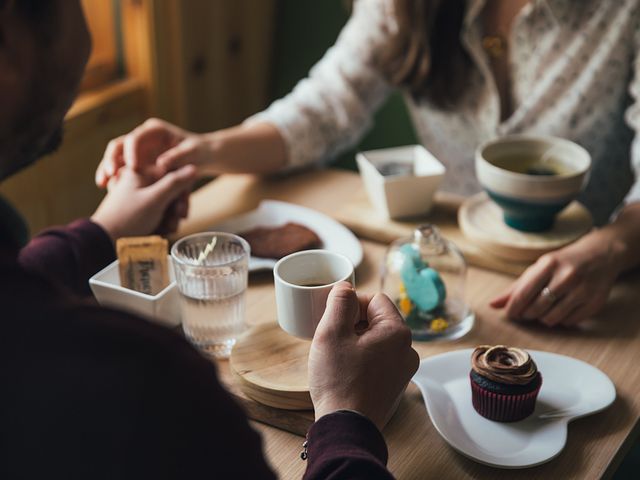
624,22 -> 640,204
246,0 -> 394,169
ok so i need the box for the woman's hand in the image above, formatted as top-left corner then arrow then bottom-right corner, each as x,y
95,118 -> 213,188
309,282 -> 419,431
91,165 -> 197,241
96,119 -> 288,187
490,228 -> 627,326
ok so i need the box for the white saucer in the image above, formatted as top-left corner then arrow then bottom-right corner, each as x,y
412,349 -> 615,469
212,200 -> 363,271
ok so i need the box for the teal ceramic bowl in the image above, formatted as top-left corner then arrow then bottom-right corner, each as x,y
475,135 -> 591,232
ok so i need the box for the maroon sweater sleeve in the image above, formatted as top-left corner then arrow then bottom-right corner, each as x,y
18,218 -> 115,296
304,411 -> 395,480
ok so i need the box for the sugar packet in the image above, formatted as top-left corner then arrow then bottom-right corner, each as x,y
116,236 -> 169,295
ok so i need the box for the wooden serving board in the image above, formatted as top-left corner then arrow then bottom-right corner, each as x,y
458,193 -> 593,262
334,189 -> 530,276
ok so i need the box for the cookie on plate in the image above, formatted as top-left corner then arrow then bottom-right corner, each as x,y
239,222 -> 322,259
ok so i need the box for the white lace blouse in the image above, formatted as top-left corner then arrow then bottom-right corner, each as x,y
248,0 -> 640,225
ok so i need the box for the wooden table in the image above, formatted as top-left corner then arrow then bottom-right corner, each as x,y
176,169 -> 640,480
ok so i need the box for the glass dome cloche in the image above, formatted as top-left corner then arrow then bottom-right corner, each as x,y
381,224 -> 474,341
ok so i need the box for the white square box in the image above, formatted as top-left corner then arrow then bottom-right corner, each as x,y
89,256 -> 181,328
356,145 -> 446,219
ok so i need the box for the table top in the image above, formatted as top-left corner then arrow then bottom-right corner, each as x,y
176,168 -> 640,480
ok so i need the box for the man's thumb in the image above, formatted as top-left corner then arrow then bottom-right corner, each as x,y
316,281 -> 359,337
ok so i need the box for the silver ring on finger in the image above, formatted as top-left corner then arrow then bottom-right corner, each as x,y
540,286 -> 558,304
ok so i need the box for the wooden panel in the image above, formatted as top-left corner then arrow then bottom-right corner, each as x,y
121,0 -> 158,116
120,0 -> 185,123
0,80 -> 146,235
150,0 -> 188,124
174,0 -> 277,132
120,0 -> 276,130
81,0 -> 120,91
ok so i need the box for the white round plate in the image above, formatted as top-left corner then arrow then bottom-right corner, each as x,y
211,200 -> 363,271
412,349 -> 616,469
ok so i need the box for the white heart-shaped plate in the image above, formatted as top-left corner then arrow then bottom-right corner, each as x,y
412,349 -> 616,468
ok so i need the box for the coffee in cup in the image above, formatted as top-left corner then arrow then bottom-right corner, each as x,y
273,250 -> 355,339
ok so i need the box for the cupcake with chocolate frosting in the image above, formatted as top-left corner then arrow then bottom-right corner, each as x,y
470,345 -> 542,422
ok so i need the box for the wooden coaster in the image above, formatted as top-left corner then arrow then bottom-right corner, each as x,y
230,322 -> 312,410
458,193 -> 592,262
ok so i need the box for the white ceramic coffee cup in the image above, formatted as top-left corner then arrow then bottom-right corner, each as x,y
274,250 -> 355,339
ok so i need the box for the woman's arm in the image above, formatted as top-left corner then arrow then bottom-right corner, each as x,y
195,123 -> 288,175
243,0 -> 393,170
98,120 -> 289,179
95,0 -> 394,185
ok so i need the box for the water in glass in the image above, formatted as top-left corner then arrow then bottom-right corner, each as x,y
172,233 -> 250,358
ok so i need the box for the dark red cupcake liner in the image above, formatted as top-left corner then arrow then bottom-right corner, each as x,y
470,373 -> 542,422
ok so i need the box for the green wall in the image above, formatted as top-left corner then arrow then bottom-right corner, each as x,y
270,0 -> 418,170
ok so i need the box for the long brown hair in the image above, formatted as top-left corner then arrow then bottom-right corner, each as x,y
382,0 -> 471,109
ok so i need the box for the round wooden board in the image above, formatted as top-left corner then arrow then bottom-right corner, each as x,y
230,322 -> 312,410
458,193 -> 592,262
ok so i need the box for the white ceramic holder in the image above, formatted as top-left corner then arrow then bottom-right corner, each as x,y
356,145 -> 445,219
89,256 -> 180,328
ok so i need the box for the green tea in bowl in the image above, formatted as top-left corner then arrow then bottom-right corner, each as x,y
475,135 -> 591,232
490,154 -> 574,177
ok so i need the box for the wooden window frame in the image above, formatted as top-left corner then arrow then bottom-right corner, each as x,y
80,0 -> 121,92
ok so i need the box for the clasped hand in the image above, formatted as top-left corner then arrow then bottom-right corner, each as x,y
91,164 -> 196,241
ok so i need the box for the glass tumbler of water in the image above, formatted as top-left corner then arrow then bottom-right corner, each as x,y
171,232 -> 250,359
